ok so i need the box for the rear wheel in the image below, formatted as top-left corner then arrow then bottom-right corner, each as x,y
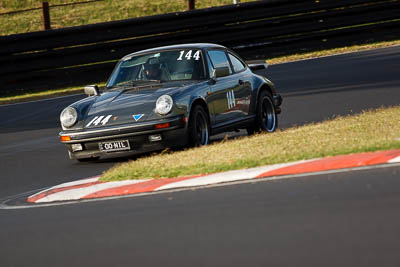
247,90 -> 277,134
188,105 -> 210,146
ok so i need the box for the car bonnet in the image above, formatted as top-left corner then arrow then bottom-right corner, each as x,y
82,84 -> 183,129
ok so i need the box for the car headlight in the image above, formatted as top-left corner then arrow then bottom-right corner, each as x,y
155,95 -> 173,115
60,107 -> 78,128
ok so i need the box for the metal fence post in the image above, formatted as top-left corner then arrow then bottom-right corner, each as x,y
188,0 -> 195,10
42,2 -> 51,30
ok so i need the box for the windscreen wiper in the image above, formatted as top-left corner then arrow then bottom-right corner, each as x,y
107,80 -> 162,90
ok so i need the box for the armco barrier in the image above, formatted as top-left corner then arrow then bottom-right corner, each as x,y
1,0 -> 399,94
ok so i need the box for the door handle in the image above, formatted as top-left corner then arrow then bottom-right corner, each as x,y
238,79 -> 244,85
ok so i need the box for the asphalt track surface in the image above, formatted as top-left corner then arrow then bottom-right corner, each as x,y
1,46 -> 400,266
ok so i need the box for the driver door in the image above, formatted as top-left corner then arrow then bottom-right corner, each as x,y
206,50 -> 239,126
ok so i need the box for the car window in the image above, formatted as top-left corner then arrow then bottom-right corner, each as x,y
208,50 -> 232,75
107,49 -> 206,87
228,53 -> 246,73
206,53 -> 214,78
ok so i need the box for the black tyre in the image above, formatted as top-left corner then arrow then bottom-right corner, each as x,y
188,105 -> 210,146
247,90 -> 277,134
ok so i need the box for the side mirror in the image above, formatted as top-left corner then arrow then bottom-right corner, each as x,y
248,62 -> 268,72
84,85 -> 100,96
212,67 -> 230,79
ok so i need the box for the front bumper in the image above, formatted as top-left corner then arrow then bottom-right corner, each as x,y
60,115 -> 187,159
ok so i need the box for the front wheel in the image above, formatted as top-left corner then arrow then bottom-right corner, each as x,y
188,105 -> 210,146
247,90 -> 277,134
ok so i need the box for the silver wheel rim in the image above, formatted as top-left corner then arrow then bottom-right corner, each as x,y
261,96 -> 276,132
195,112 -> 209,145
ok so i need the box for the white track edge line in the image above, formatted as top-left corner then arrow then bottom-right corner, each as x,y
28,176 -> 101,199
2,161 -> 400,210
35,179 -> 147,203
388,156 -> 400,163
154,160 -> 311,191
28,159 -> 314,202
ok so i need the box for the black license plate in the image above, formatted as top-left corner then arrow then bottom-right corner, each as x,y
99,140 -> 130,152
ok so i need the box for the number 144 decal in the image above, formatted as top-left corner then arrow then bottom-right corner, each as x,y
177,50 -> 201,61
86,115 -> 112,127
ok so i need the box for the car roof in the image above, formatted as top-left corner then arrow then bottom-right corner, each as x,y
123,43 -> 226,58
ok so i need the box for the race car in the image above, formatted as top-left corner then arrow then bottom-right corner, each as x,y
59,43 -> 282,161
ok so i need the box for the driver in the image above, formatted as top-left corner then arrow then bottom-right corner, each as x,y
144,60 -> 161,80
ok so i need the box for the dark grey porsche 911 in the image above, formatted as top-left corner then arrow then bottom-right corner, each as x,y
59,43 -> 282,161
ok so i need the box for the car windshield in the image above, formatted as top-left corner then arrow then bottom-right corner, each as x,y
106,49 -> 206,88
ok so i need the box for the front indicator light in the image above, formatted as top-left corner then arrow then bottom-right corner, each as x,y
60,136 -> 71,142
155,122 -> 170,129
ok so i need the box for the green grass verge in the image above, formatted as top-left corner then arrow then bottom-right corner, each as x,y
100,106 -> 400,182
1,39 -> 399,105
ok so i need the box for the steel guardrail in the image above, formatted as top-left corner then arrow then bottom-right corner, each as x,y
1,0 -> 399,94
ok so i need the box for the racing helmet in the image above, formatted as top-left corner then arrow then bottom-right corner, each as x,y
144,57 -> 161,80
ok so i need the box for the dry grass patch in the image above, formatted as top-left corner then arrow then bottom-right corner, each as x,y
1,0 -> 255,35
101,105 -> 400,181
